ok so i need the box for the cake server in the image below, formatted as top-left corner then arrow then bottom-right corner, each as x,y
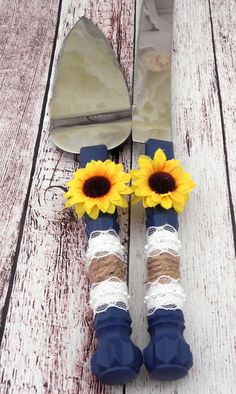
49,17 -> 142,385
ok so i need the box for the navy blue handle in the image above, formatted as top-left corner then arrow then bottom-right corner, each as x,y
143,139 -> 193,380
91,308 -> 143,385
143,310 -> 193,380
145,138 -> 174,159
80,145 -> 142,384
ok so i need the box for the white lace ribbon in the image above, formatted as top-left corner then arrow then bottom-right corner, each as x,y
90,278 -> 129,315
86,230 -> 124,266
145,224 -> 181,258
144,276 -> 185,315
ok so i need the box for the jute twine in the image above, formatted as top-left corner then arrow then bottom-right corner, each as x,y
147,253 -> 180,283
89,255 -> 126,284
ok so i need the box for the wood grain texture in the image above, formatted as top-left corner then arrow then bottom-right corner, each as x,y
0,0 -> 134,393
127,1 -> 236,393
0,0 -> 60,323
0,0 -> 235,393
209,0 -> 236,248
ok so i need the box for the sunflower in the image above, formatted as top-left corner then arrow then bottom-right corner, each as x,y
64,160 -> 132,220
131,148 -> 195,213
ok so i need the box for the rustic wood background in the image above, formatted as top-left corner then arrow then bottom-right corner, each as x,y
0,0 -> 235,393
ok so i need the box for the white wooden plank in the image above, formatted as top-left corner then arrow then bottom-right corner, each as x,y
210,0 -> 236,222
0,0 -> 134,393
127,1 -> 236,393
0,0 -> 59,321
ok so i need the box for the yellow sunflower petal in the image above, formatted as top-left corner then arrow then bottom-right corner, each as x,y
177,179 -> 196,193
115,163 -> 124,171
107,203 -> 116,214
64,195 -> 85,207
130,169 -> 139,179
160,195 -> 173,210
122,172 -> 131,183
153,148 -> 166,170
74,169 -> 87,180
65,198 -> 74,208
184,193 -> 190,202
66,178 -> 83,188
75,203 -> 86,217
132,172 -> 150,187
171,197 -> 186,213
138,155 -> 154,172
146,195 -> 157,207
168,167 -> 183,180
64,188 -> 84,198
85,160 -> 101,176
88,205 -> 100,220
84,198 -> 96,213
64,190 -> 74,198
171,190 -> 186,203
151,191 -> 161,204
131,195 -> 141,205
142,196 -> 151,208
119,186 -> 133,195
113,196 -> 128,208
96,197 -> 110,212
135,186 -> 151,197
164,159 -> 180,173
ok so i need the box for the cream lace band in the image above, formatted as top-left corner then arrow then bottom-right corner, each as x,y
145,225 -> 185,315
145,224 -> 181,258
86,229 -> 125,266
86,230 -> 128,315
89,277 -> 129,314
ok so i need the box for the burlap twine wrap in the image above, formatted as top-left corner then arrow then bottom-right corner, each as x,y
146,253 -> 180,283
88,255 -> 126,284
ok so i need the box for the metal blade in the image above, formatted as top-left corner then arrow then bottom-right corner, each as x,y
50,17 -> 131,153
132,0 -> 174,143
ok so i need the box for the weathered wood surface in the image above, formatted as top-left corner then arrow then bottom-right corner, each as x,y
0,0 -> 60,325
0,0 -> 235,393
210,0 -> 236,245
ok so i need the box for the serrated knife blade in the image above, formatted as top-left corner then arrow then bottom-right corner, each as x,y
132,0 -> 173,143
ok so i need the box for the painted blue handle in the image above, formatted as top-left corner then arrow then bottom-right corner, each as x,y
143,310 -> 193,380
91,308 -> 143,385
146,206 -> 178,230
80,145 -> 142,384
143,139 -> 193,380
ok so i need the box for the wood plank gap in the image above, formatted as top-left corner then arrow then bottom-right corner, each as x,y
208,0 -> 236,256
0,0 -> 63,346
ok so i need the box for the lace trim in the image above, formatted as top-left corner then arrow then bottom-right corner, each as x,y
90,277 -> 129,315
86,230 -> 124,266
144,276 -> 185,315
145,225 -> 181,257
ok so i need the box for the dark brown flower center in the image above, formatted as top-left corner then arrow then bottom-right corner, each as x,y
149,171 -> 176,194
83,176 -> 111,198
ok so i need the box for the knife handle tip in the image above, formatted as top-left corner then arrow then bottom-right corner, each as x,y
91,308 -> 143,385
143,309 -> 193,381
